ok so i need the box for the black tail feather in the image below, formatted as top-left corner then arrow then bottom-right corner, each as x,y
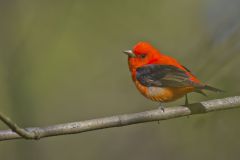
203,85 -> 224,93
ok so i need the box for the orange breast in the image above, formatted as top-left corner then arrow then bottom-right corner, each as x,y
134,81 -> 195,102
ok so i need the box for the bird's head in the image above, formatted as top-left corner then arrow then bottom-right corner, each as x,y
123,42 -> 160,70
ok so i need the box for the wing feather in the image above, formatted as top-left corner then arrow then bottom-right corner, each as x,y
136,64 -> 198,88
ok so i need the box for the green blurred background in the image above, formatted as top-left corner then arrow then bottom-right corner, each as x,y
0,0 -> 240,159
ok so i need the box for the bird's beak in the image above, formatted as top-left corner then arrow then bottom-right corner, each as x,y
123,50 -> 136,58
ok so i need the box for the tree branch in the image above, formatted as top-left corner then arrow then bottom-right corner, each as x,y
0,96 -> 240,141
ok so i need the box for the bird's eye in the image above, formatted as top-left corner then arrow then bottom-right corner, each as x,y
139,54 -> 147,58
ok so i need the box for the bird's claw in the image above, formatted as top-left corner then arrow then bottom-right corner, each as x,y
159,106 -> 165,112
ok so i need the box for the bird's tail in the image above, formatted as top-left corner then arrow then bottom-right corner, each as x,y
202,85 -> 224,93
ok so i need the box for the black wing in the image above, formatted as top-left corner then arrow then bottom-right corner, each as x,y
136,64 -> 197,88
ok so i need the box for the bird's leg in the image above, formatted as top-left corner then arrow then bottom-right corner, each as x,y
185,94 -> 190,118
185,94 -> 189,107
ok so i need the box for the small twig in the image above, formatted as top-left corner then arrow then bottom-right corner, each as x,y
0,96 -> 240,141
0,112 -> 39,139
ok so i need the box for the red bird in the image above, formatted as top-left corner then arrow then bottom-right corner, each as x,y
124,42 -> 222,108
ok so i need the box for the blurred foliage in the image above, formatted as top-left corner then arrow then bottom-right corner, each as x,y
0,0 -> 240,160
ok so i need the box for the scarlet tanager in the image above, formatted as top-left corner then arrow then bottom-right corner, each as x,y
124,42 -> 222,109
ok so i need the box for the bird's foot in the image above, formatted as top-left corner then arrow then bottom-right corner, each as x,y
158,103 -> 165,112
158,105 -> 165,124
159,106 -> 165,112
157,103 -> 165,124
